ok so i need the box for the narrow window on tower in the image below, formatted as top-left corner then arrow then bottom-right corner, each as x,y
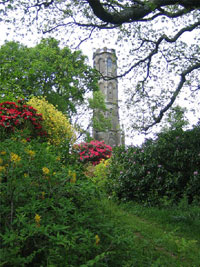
107,57 -> 112,74
107,83 -> 113,101
98,58 -> 104,73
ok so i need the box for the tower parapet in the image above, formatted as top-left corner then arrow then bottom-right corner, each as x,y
93,48 -> 124,147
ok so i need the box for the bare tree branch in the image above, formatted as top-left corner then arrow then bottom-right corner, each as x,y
143,62 -> 200,131
75,27 -> 95,49
100,20 -> 200,81
86,0 -> 152,24
74,21 -> 120,30
42,22 -> 74,34
140,7 -> 192,21
86,0 -> 200,25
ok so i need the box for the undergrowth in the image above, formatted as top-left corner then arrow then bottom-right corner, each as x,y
1,98 -> 200,266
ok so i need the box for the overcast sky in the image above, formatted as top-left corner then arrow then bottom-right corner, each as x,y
0,20 -> 199,146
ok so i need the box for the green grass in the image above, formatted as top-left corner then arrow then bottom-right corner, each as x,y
97,198 -> 200,266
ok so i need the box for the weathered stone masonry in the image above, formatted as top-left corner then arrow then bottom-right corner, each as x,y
93,47 -> 124,147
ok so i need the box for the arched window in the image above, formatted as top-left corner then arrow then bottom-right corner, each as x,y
107,57 -> 112,73
98,58 -> 104,73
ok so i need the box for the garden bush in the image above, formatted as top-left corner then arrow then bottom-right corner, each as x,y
85,158 -> 111,191
27,96 -> 76,145
75,140 -> 112,165
0,97 -> 138,266
107,125 -> 200,205
0,137 -> 141,266
0,138 -> 88,266
93,158 -> 111,188
0,99 -> 135,267
0,100 -> 47,141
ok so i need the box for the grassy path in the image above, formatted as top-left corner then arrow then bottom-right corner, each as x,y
100,199 -> 200,266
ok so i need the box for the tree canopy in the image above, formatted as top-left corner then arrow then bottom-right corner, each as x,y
0,38 -> 99,116
1,0 -> 200,134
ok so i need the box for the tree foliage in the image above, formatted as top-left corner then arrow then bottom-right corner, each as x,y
89,91 -> 111,132
1,0 -> 200,133
0,38 -> 99,116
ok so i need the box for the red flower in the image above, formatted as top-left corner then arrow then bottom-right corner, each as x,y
75,140 -> 112,165
0,100 -> 48,141
14,120 -> 20,126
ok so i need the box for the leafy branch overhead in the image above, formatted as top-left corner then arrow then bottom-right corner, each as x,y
1,0 -> 200,132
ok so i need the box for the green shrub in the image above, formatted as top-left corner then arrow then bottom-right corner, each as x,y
0,138 -> 139,266
85,159 -> 111,191
107,125 -> 200,205
0,138 -> 98,266
93,159 -> 111,188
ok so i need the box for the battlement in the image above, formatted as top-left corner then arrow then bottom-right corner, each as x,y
93,47 -> 116,59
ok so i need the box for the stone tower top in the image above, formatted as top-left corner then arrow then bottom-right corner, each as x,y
93,47 -> 116,57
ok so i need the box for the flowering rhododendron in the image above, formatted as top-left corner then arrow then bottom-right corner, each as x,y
75,140 -> 112,165
0,100 -> 47,141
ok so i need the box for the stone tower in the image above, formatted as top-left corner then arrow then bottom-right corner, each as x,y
93,47 -> 124,147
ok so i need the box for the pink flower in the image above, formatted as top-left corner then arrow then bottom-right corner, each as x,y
0,100 -> 47,141
75,140 -> 112,165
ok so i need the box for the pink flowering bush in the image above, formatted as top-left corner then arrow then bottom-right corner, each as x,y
0,100 -> 48,141
75,140 -> 112,165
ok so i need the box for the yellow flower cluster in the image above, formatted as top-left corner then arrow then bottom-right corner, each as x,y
42,167 -> 50,175
34,214 -> 41,227
0,153 -> 6,173
68,170 -> 76,183
35,214 -> 41,223
0,166 -> 5,172
10,153 -> 21,163
95,234 -> 100,246
100,158 -> 110,167
41,191 -> 45,199
27,97 -> 76,145
26,150 -> 36,158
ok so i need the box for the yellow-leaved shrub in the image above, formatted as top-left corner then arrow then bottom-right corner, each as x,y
27,97 -> 76,145
85,159 -> 111,190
